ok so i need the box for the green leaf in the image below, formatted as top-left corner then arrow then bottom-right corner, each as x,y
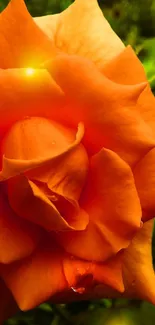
79,307 -> 140,325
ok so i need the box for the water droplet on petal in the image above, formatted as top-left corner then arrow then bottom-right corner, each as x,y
49,194 -> 58,201
71,286 -> 85,294
71,274 -> 94,294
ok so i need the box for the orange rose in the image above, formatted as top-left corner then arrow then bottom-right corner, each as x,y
0,0 -> 155,322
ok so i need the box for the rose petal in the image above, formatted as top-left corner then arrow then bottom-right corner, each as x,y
102,45 -> 155,135
83,45 -> 155,222
91,220 -> 155,304
34,14 -> 59,43
63,252 -> 124,295
0,68 -> 63,137
1,239 -> 67,310
94,253 -> 124,293
16,118 -> 89,208
134,147 -> 155,221
7,175 -> 88,231
58,148 -> 141,261
34,0 -> 124,68
1,117 -> 89,230
0,278 -> 18,324
0,185 -> 41,264
47,143 -> 88,202
2,118 -> 88,231
29,143 -> 89,230
0,122 -> 84,180
46,54 -> 155,165
0,0 -> 55,68
102,46 -> 147,84
121,219 -> 155,303
2,117 -> 76,161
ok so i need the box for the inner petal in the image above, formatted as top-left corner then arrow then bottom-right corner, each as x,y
1,116 -> 76,160
7,175 -> 88,232
1,117 -> 89,232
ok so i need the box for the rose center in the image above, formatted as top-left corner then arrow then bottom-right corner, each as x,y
1,117 -> 89,231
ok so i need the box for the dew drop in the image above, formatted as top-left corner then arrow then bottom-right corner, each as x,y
71,273 -> 94,295
71,286 -> 85,294
49,194 -> 58,201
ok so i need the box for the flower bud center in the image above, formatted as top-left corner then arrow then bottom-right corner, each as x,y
2,117 -> 89,232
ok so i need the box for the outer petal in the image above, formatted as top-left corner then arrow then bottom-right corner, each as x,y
50,221 -> 155,304
101,46 -> 155,221
58,149 -> 141,261
134,148 -> 155,221
1,240 -> 123,310
0,0 -> 55,68
102,46 -> 147,85
59,220 -> 155,304
34,0 -> 124,68
2,116 -> 88,202
0,185 -> 41,264
46,54 -> 155,166
120,219 -> 155,302
1,239 -> 67,311
102,46 -> 155,135
90,220 -> 155,304
0,278 -> 18,324
63,252 -> 124,295
0,68 -> 63,138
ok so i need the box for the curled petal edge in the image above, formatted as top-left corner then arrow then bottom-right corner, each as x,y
0,123 -> 84,181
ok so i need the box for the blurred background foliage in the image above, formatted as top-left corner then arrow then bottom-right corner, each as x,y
0,0 -> 155,324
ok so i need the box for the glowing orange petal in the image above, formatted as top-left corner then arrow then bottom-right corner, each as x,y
11,118 -> 89,211
63,252 -> 124,295
34,14 -> 59,43
7,175 -> 88,231
90,220 -> 155,303
94,253 -> 124,293
58,148 -> 141,261
2,117 -> 76,161
45,143 -> 89,230
102,46 -> 147,84
96,45 -> 155,222
0,186 -> 41,264
47,143 -> 88,202
121,220 -> 155,302
0,278 -> 18,323
102,46 -> 155,135
46,54 -> 155,165
0,122 -> 84,180
1,118 -> 88,230
51,221 -> 155,304
134,147 -> 155,221
0,0 -> 55,68
1,239 -> 67,310
0,68 -> 63,138
35,0 -> 124,68
137,85 -> 155,136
